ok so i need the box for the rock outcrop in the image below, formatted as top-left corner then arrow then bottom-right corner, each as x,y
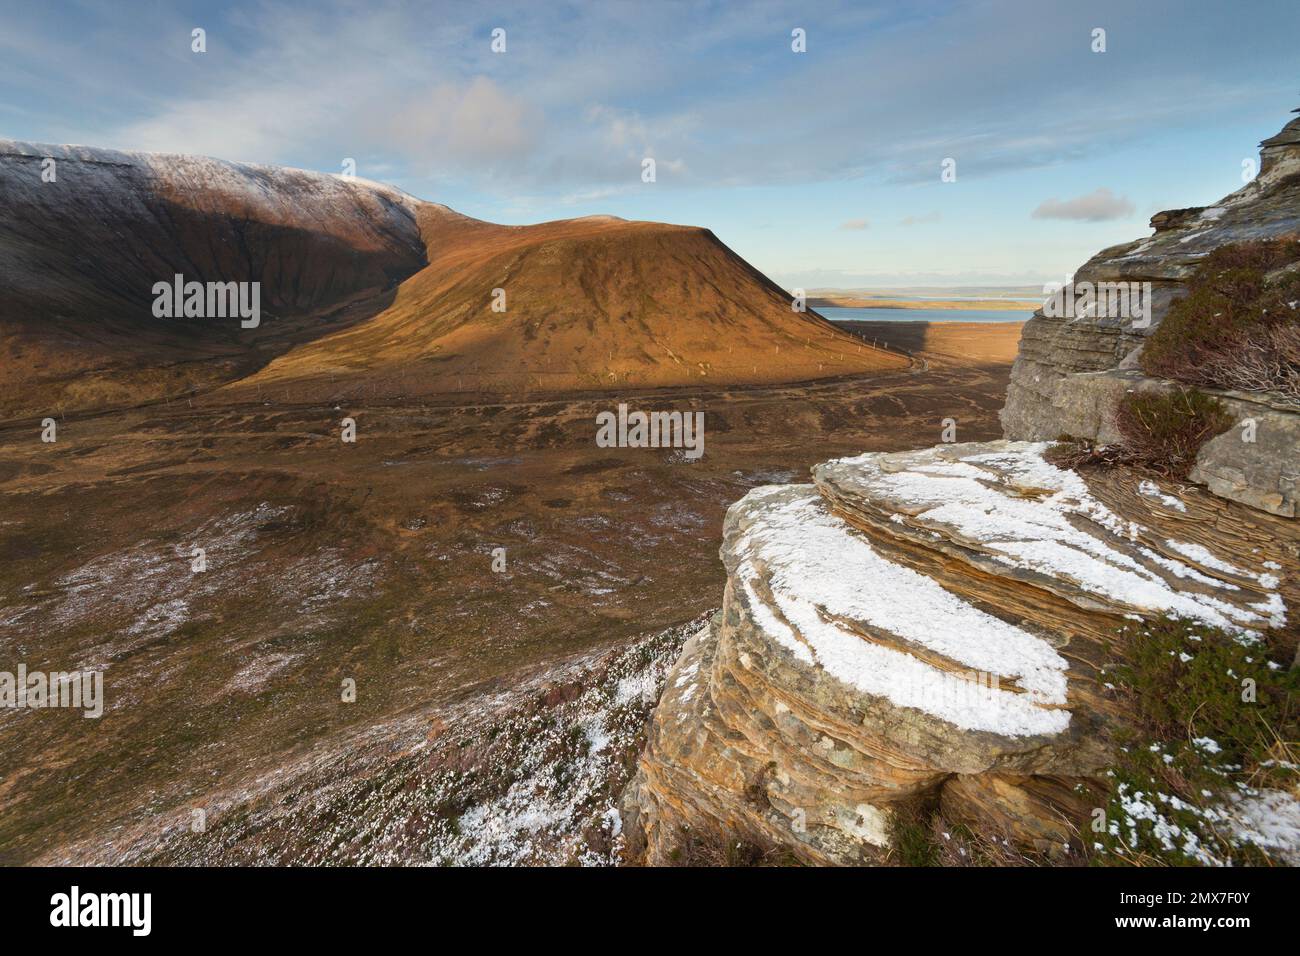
623,442 -> 1292,863
624,110 -> 1299,867
999,112 -> 1300,516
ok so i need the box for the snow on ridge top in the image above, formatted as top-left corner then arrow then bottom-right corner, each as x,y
0,138 -> 424,210
817,442 -> 1282,637
731,485 -> 1071,738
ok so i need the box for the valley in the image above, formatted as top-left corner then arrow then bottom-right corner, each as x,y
0,325 -> 1015,863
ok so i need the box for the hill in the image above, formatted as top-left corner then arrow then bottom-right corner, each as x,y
0,142 -> 903,418
0,141 -> 427,418
220,204 -> 907,401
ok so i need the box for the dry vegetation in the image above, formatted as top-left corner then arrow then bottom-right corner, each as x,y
0,325 -> 1016,864
1141,237 -> 1300,402
665,825 -> 803,867
1110,387 -> 1233,479
1091,617 -> 1298,867
1048,386 -> 1232,480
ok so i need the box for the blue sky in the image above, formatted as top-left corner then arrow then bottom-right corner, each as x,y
2,0 -> 1297,287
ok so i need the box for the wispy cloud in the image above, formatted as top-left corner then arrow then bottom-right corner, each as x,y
2,0 -> 1297,285
1031,188 -> 1136,222
899,212 -> 941,226
4,0 -> 1293,197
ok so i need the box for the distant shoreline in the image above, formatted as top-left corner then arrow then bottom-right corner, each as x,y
809,294 -> 1041,312
840,318 -> 1026,325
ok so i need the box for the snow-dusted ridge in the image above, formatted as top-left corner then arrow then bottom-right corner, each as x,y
0,138 -> 424,210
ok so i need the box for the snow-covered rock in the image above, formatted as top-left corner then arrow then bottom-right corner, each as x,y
623,442 -> 1291,864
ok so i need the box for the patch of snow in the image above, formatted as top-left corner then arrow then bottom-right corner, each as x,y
732,487 -> 1070,737
1137,479 -> 1187,512
822,443 -> 1280,637
225,652 -> 303,693
614,671 -> 655,706
1228,790 -> 1300,865
1163,539 -> 1248,578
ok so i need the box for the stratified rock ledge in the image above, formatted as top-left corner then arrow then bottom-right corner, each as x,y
623,442 -> 1290,864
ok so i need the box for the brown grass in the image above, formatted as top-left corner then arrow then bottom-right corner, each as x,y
886,797 -> 1074,867
666,824 -> 802,867
226,207 -> 908,402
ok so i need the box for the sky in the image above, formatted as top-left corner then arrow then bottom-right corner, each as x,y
1,0 -> 1297,288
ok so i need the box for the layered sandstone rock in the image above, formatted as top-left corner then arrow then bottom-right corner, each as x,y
623,442 -> 1292,864
999,112 -> 1300,516
624,112 -> 1299,866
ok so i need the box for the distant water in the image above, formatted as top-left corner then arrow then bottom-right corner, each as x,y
817,306 -> 1030,324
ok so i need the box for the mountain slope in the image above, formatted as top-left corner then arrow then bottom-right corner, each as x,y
225,205 -> 907,400
0,141 -> 904,418
0,141 -> 427,418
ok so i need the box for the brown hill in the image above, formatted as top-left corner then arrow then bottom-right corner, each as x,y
226,205 -> 906,401
0,141 -> 903,418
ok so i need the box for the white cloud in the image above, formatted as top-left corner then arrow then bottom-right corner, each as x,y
1031,188 -> 1136,222
899,212 -> 941,226
83,1 -> 1272,194
368,78 -> 542,169
839,218 -> 870,230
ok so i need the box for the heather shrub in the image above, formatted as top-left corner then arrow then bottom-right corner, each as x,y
1110,387 -> 1232,479
1141,237 -> 1300,401
1092,617 -> 1297,867
666,825 -> 802,866
887,804 -> 1062,867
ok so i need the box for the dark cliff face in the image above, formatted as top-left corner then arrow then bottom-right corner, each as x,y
0,141 -> 428,418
